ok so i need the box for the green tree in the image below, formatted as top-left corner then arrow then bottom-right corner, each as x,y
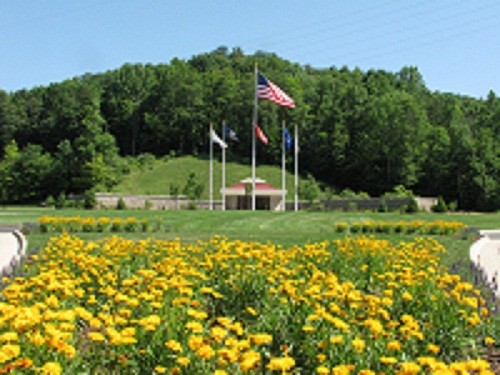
300,173 -> 320,204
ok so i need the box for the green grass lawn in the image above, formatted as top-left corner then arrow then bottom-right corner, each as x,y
1,207 -> 498,271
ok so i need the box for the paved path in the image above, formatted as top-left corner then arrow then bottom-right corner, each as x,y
470,230 -> 500,298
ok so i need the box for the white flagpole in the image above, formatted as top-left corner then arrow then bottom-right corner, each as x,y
282,120 -> 286,211
209,123 -> 213,211
222,120 -> 226,211
294,122 -> 299,211
252,63 -> 258,211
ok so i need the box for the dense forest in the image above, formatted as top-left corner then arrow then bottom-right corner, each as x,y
0,47 -> 498,210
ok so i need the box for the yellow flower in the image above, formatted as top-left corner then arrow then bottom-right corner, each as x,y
216,317 -> 232,327
317,365 -> 330,374
396,362 -> 421,375
484,336 -> 495,345
197,344 -> 215,359
188,335 -> 204,350
380,356 -> 398,365
154,366 -> 166,373
186,321 -> 204,333
427,343 -> 440,354
402,292 -> 413,301
176,356 -> 190,367
240,350 -> 261,371
331,364 -> 355,375
352,338 -> 365,353
210,326 -> 227,342
165,340 -> 183,352
302,325 -> 316,332
330,335 -> 344,344
0,332 -> 18,342
214,370 -> 228,375
39,362 -> 62,375
387,340 -> 402,351
249,333 -> 273,346
187,309 -> 208,320
246,307 -> 257,316
88,332 -> 106,342
267,356 -> 296,372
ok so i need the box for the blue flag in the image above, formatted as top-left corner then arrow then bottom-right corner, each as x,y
225,126 -> 239,142
284,127 -> 293,151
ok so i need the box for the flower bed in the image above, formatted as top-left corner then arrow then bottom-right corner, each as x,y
38,216 -> 164,233
334,220 -> 467,236
0,234 -> 496,374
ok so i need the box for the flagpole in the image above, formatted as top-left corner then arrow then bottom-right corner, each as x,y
222,120 -> 226,211
251,63 -> 258,211
282,120 -> 286,211
209,123 -> 213,211
294,122 -> 299,212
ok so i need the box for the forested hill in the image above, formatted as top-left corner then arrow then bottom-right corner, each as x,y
0,47 -> 498,210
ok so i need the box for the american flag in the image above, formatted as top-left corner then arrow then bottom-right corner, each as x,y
255,124 -> 269,145
257,73 -> 295,108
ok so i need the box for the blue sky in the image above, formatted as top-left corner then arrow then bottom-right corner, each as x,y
1,0 -> 499,98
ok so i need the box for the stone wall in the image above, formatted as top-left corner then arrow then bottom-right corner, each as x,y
96,193 -> 436,212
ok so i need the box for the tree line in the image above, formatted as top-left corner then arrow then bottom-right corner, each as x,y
0,46 -> 498,210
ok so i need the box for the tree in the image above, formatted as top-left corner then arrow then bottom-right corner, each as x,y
183,172 -> 204,202
300,173 -> 320,204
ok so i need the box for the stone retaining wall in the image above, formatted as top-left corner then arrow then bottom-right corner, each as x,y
96,193 -> 435,211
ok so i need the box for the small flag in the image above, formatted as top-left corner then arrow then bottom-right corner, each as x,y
210,129 -> 227,149
255,124 -> 269,145
284,127 -> 293,151
225,126 -> 239,142
257,72 -> 295,108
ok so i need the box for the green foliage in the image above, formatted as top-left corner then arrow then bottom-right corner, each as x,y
0,48 -> 498,211
44,195 -> 55,207
382,184 -> 415,198
116,197 -> 127,210
55,192 -> 66,209
83,189 -> 97,210
432,196 -> 448,213
183,172 -> 204,202
377,199 -> 389,213
404,198 -> 420,213
300,173 -> 320,204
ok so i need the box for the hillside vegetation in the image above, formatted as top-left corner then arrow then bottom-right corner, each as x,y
112,155 -> 305,199
0,46 -> 498,210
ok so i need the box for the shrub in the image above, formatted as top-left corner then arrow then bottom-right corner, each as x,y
377,199 -> 388,212
404,198 -> 419,213
55,192 -> 66,209
306,202 -> 324,212
116,197 -> 127,210
44,195 -> 55,207
347,201 -> 358,212
144,200 -> 153,210
83,189 -> 97,210
432,196 -> 448,213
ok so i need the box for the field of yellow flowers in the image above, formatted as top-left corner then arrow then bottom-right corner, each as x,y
0,232 -> 497,374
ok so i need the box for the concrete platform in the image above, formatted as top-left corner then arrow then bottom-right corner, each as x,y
470,230 -> 500,298
0,227 -> 27,275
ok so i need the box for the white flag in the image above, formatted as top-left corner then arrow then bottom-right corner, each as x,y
210,129 -> 227,149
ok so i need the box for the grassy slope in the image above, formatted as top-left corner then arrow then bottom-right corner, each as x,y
112,155 -> 304,199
